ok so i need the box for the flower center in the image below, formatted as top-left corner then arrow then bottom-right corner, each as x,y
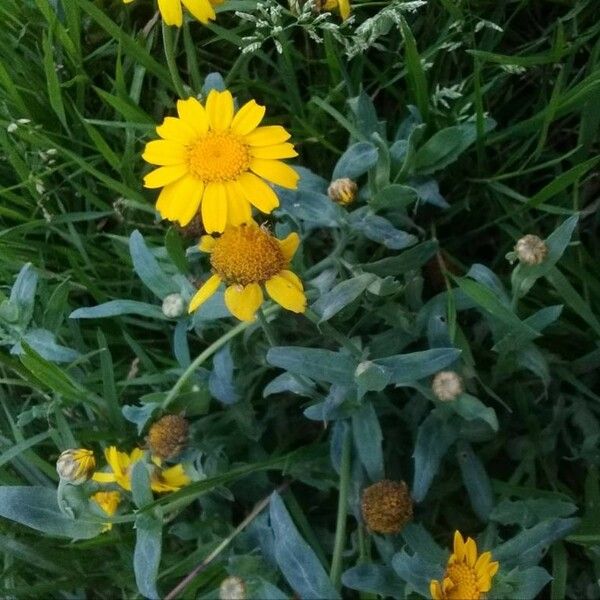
444,563 -> 481,600
186,131 -> 250,182
210,224 -> 286,286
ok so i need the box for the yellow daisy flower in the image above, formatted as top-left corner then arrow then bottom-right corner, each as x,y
430,531 -> 499,600
188,221 -> 306,321
123,0 -> 224,27
142,90 -> 299,233
91,491 -> 122,532
322,0 -> 350,20
92,446 -> 191,493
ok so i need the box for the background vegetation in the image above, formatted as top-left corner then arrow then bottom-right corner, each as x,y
0,0 -> 599,598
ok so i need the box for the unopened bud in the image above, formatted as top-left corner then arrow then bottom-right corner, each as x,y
361,480 -> 413,534
432,370 -> 463,402
219,576 -> 246,600
328,178 -> 358,206
162,293 -> 185,318
515,234 -> 548,266
56,448 -> 96,485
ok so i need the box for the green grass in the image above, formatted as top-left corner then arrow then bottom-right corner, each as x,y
1,0 -> 600,598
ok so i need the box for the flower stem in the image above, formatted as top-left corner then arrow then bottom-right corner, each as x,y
305,308 -> 362,359
257,307 -> 277,346
162,22 -> 186,98
162,306 -> 279,410
330,424 -> 352,589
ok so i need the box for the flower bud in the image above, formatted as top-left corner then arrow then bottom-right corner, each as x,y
515,234 -> 548,266
162,293 -> 185,318
219,576 -> 246,600
361,480 -> 413,534
146,414 -> 189,460
56,448 -> 96,485
328,178 -> 358,206
432,370 -> 463,402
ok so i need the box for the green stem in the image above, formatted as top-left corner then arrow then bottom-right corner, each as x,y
257,307 -> 277,346
305,308 -> 362,359
330,425 -> 351,589
162,22 -> 186,98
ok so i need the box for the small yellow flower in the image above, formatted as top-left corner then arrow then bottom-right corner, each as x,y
430,531 -> 499,600
189,221 -> 306,321
56,448 -> 96,485
92,491 -> 122,532
92,446 -> 191,493
142,90 -> 299,232
123,0 -> 224,27
321,0 -> 350,20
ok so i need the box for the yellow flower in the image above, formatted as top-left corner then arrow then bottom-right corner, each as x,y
430,531 -> 499,600
188,221 -> 306,321
91,491 -> 122,532
142,90 -> 299,232
92,446 -> 191,493
56,448 -> 96,485
322,0 -> 350,20
123,0 -> 224,27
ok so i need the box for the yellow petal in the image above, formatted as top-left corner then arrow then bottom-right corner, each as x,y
176,97 -> 209,135
250,159 -> 299,189
279,269 -> 303,290
224,283 -> 263,321
278,232 -> 300,262
265,272 -> 306,313
142,140 -> 186,166
339,0 -> 350,20
158,0 -> 183,26
151,464 -> 190,492
143,164 -> 188,189
202,182 -> 228,233
477,576 -> 492,593
198,235 -> 216,253
231,100 -> 266,136
92,472 -> 117,483
181,0 -> 216,23
429,580 -> 442,600
488,561 -> 499,577
464,537 -> 477,567
237,172 -> 279,213
226,182 -> 253,226
189,274 -> 221,312
130,448 -> 144,463
105,446 -> 123,476
251,142 -> 298,159
156,116 -> 197,144
156,175 -> 204,226
244,125 -> 291,146
453,531 -> 466,562
205,89 -> 234,131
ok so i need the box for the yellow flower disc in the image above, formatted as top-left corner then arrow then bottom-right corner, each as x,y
186,132 -> 250,182
210,224 -> 286,286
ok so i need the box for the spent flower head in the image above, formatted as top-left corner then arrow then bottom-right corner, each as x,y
143,90 -> 299,232
361,480 -> 413,534
189,221 -> 306,321
219,576 -> 246,600
162,293 -> 186,318
146,414 -> 189,460
430,531 -> 499,600
56,449 -> 96,485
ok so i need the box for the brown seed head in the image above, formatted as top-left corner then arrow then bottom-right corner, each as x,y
146,414 -> 189,460
361,480 -> 413,534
